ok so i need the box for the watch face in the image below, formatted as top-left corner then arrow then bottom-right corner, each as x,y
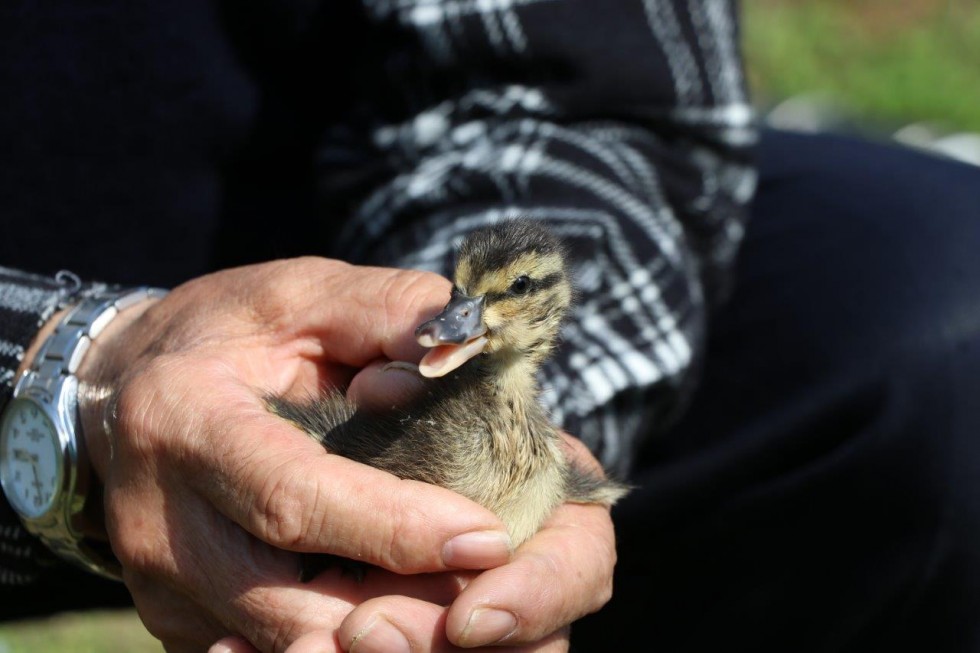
0,398 -> 63,518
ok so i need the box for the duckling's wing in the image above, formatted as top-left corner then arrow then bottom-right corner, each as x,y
266,392 -> 431,474
266,391 -> 355,443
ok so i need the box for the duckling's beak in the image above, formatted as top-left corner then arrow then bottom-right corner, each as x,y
415,292 -> 489,378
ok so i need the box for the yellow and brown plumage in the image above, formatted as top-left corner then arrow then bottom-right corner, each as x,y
269,220 -> 628,553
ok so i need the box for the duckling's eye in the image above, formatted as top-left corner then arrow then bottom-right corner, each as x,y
509,275 -> 531,295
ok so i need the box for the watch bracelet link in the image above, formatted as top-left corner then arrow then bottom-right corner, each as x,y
27,286 -> 167,580
33,287 -> 167,380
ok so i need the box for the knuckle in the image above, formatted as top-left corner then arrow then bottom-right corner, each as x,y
515,550 -> 570,627
379,501 -> 411,567
268,613 -> 307,653
245,257 -> 345,332
595,537 -> 617,611
580,545 -> 615,615
577,524 -> 616,614
383,268 -> 448,311
251,466 -> 316,548
592,575 -> 614,614
374,492 -> 432,571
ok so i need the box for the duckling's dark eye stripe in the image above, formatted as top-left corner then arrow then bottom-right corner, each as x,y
483,272 -> 564,303
484,272 -> 564,302
484,291 -> 509,303
534,272 -> 564,292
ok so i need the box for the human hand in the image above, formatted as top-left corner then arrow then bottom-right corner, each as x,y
67,258 -> 515,652
246,436 -> 618,653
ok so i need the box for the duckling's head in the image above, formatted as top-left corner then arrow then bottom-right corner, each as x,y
416,220 -> 572,378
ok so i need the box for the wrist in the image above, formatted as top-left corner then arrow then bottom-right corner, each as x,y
18,294 -> 162,482
75,296 -> 163,481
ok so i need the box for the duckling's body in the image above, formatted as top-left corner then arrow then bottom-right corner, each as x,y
270,220 -> 627,548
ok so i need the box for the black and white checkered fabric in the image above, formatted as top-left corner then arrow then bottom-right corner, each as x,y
0,0 -> 756,583
321,0 -> 757,476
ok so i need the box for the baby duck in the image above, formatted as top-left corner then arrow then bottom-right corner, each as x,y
269,220 -> 628,552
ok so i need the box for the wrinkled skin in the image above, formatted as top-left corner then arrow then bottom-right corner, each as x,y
24,258 -> 617,652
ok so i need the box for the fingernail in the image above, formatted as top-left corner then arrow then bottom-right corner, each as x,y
381,361 -> 421,375
460,608 -> 518,646
350,615 -> 410,653
207,644 -> 235,653
443,530 -> 513,568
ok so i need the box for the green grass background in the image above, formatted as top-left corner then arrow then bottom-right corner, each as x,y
744,0 -> 980,131
2,1 -> 978,651
0,610 -> 161,653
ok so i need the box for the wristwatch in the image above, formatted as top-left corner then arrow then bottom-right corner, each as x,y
0,287 -> 165,580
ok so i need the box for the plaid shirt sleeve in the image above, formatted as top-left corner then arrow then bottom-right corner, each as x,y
320,0 -> 758,476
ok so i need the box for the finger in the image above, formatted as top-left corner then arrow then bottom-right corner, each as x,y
339,597 -> 571,653
445,503 -> 616,647
187,530 -> 479,653
308,566 -> 473,606
209,636 -> 261,653
198,404 -> 513,572
222,563 -> 474,652
346,360 -> 426,410
252,260 -> 451,365
116,474 -> 487,653
283,630 -> 342,653
112,358 -> 513,574
314,265 -> 450,364
342,598 -> 449,653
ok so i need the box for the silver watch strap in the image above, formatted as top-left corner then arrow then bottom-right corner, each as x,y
28,287 -> 167,580
32,288 -> 167,378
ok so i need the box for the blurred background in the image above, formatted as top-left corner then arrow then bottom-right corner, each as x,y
1,1 -> 978,651
746,0 -> 980,164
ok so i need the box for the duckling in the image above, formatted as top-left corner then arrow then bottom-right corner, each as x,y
268,220 -> 628,562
